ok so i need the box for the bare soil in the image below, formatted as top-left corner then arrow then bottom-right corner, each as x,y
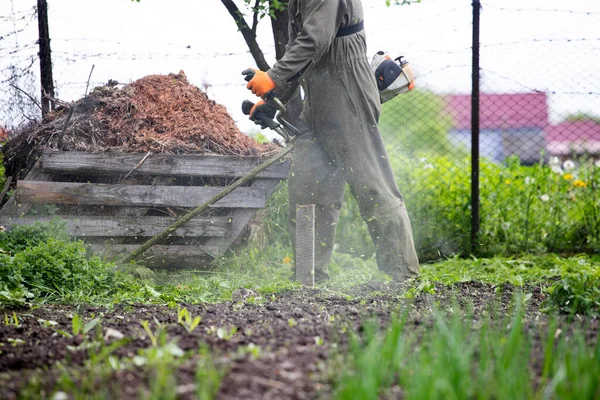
0,282 -> 597,400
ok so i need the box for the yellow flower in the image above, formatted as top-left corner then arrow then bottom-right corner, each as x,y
563,174 -> 574,181
573,180 -> 587,188
505,179 -> 511,185
282,256 -> 291,265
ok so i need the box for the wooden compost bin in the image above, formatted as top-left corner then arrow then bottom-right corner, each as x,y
0,150 -> 289,269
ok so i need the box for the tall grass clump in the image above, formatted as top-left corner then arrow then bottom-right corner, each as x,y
333,300 -> 600,399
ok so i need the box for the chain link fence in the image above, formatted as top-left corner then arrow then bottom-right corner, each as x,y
1,1 -> 599,259
377,1 -> 600,258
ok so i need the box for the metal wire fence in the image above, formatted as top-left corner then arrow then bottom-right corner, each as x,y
1,0 -> 599,257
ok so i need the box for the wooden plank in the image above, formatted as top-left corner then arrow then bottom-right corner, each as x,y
116,176 -> 173,217
42,151 -> 290,179
88,243 -> 219,269
15,181 -> 266,208
295,204 -> 315,287
0,215 -> 230,238
205,178 -> 282,255
0,160 -> 53,217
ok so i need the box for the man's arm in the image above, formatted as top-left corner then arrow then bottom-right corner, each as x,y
268,0 -> 347,97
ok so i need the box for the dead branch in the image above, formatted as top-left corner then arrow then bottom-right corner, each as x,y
122,151 -> 152,181
84,64 -> 95,97
9,84 -> 42,111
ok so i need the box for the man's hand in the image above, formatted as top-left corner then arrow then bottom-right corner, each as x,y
249,100 -> 277,128
245,69 -> 276,97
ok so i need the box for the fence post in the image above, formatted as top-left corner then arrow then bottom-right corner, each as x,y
37,0 -> 55,116
471,0 -> 481,253
295,204 -> 315,287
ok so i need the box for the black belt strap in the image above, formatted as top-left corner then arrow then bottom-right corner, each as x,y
336,20 -> 364,37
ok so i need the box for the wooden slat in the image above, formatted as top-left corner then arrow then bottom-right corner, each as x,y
15,181 -> 266,208
204,178 -> 282,254
88,243 -> 219,269
0,161 -> 53,217
117,176 -> 173,217
42,151 -> 290,179
1,216 -> 230,238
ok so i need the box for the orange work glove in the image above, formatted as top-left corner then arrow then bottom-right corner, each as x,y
249,100 -> 277,129
246,69 -> 276,97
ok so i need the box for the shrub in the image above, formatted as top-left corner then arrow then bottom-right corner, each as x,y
256,154 -> 600,261
0,218 -> 69,254
10,239 -> 119,301
0,219 -> 141,306
548,270 -> 600,315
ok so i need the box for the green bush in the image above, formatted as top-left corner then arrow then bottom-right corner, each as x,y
256,154 -> 600,262
0,218 -> 69,254
11,239 -> 118,300
334,154 -> 600,260
0,219 -> 150,306
548,270 -> 600,315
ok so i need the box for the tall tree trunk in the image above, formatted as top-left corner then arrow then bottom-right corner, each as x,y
37,0 -> 55,116
269,1 -> 289,61
268,2 -> 302,126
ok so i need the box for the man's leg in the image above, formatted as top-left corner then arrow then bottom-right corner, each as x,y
307,62 -> 419,281
323,134 -> 420,282
288,133 -> 345,281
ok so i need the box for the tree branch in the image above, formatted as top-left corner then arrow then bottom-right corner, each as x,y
251,0 -> 260,33
221,0 -> 270,71
9,84 -> 42,111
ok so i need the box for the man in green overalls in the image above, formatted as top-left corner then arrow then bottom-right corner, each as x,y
246,0 -> 419,282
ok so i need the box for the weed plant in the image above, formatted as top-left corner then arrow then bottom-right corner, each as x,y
1,207 -> 597,314
27,318 -> 223,400
334,155 -> 600,260
333,300 -> 600,399
0,219 -> 151,307
420,255 -> 600,315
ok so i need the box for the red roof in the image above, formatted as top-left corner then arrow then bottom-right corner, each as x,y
546,120 -> 600,155
546,120 -> 600,142
446,93 -> 548,130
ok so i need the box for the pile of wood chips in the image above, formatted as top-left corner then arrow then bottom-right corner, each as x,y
3,71 -> 274,178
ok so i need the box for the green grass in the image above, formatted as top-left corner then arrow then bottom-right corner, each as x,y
333,300 -> 600,400
1,217 -> 599,315
1,220 -> 598,399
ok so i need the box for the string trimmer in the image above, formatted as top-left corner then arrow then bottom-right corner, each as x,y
121,71 -> 297,264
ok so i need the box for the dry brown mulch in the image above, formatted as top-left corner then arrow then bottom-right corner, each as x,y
92,71 -> 268,156
2,71 -> 274,179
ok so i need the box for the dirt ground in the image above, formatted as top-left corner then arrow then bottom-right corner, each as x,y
0,282 -> 597,400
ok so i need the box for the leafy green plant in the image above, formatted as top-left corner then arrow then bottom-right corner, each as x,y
10,239 -> 118,301
4,311 -> 20,327
72,314 -> 101,337
0,217 -> 69,254
196,346 -> 224,400
216,326 -> 237,341
177,306 -> 201,333
547,270 -> 600,315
